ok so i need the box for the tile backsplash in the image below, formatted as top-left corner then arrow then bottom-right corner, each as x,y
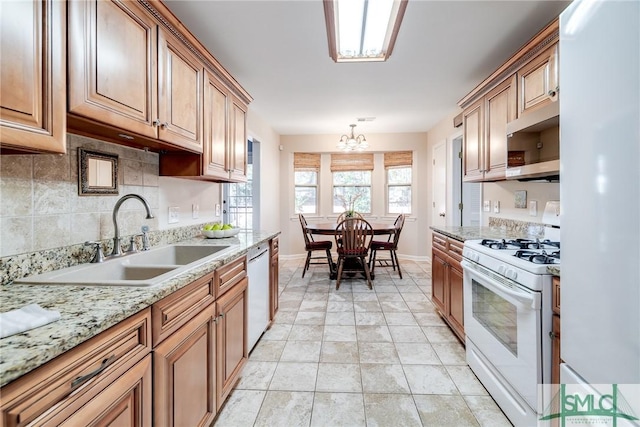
1,134 -> 161,258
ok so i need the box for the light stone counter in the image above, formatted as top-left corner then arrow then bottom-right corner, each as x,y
430,226 -> 537,242
0,230 -> 279,387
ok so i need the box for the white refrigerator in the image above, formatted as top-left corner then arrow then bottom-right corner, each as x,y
559,0 -> 639,389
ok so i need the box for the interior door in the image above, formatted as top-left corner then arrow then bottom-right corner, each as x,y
432,141 -> 447,227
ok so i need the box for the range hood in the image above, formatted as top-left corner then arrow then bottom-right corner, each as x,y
505,102 -> 560,181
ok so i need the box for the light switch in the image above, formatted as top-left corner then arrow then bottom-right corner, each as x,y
483,201 -> 491,212
215,204 -> 221,217
168,206 -> 180,224
493,201 -> 500,213
529,201 -> 538,216
192,204 -> 199,219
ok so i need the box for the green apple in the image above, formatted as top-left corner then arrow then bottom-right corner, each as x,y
212,223 -> 222,230
222,224 -> 232,230
203,223 -> 214,231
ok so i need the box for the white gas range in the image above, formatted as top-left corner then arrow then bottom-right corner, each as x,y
461,204 -> 560,426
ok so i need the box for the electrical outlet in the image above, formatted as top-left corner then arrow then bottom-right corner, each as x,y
493,201 -> 500,213
529,201 -> 538,216
483,201 -> 491,212
192,204 -> 199,219
168,206 -> 180,224
215,204 -> 221,217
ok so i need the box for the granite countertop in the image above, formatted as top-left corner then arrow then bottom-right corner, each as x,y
0,230 -> 279,388
547,266 -> 561,276
430,225 -> 536,242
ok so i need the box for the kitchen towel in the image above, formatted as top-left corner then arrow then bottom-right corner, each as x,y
0,303 -> 61,339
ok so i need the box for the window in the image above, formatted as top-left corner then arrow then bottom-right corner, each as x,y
331,153 -> 374,214
385,151 -> 412,214
224,141 -> 254,229
294,153 -> 320,214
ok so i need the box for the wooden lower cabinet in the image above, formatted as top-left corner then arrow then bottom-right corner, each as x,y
216,276 -> 248,409
431,232 -> 465,342
551,276 -> 561,385
153,303 -> 217,427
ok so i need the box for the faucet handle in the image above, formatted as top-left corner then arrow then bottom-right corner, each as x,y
85,241 -> 105,263
127,235 -> 141,253
141,226 -> 151,251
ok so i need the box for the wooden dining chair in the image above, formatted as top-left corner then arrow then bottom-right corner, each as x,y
334,217 -> 374,290
369,214 -> 405,279
299,214 -> 334,278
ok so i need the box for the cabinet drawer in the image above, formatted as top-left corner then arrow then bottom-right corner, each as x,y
152,271 -> 216,346
447,239 -> 464,263
552,276 -> 561,315
1,309 -> 151,426
432,233 -> 448,252
215,256 -> 247,298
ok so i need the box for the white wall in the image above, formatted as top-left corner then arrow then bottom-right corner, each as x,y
158,177 -> 222,227
278,132 -> 429,260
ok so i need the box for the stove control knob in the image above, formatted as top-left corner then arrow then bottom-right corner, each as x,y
505,269 -> 518,280
498,265 -> 506,275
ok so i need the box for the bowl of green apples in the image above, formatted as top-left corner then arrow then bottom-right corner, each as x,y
202,222 -> 239,238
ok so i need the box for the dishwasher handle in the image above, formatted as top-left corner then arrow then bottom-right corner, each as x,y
248,248 -> 269,263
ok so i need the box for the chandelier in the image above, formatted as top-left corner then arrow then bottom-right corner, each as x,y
337,124 -> 368,151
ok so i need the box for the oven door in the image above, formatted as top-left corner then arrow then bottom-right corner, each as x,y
462,259 -> 542,408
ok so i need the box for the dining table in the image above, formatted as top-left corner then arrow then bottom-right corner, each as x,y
305,222 -> 396,279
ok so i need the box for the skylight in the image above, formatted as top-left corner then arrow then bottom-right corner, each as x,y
324,0 -> 408,63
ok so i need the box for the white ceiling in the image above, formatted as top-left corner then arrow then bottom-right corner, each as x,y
164,0 -> 570,135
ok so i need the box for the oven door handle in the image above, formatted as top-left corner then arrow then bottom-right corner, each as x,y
461,260 -> 540,309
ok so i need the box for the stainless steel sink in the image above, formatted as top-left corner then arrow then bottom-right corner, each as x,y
14,244 -> 234,287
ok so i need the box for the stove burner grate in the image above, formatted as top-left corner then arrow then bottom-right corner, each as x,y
514,249 -> 560,264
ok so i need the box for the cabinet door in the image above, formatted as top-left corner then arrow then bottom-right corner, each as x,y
518,44 -> 558,116
551,313 -> 561,385
462,99 -> 484,182
158,29 -> 203,152
216,277 -> 248,408
431,248 -> 448,313
203,69 -> 230,179
483,75 -> 516,181
154,304 -> 217,427
448,264 -> 465,341
42,355 -> 153,427
68,0 -> 157,139
0,0 -> 66,153
228,99 -> 247,182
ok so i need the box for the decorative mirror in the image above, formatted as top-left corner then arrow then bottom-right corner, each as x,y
78,148 -> 119,195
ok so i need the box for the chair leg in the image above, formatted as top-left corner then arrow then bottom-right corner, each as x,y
369,249 -> 377,276
393,250 -> 402,279
325,249 -> 334,274
360,256 -> 373,289
335,258 -> 344,290
302,251 -> 311,278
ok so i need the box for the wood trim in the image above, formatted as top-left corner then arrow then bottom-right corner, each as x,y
322,0 -> 337,61
458,18 -> 559,108
552,276 -> 561,315
141,0 -> 252,105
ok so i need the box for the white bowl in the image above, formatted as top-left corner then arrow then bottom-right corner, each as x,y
223,227 -> 240,237
202,229 -> 225,238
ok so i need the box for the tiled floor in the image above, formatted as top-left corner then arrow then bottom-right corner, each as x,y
213,259 -> 512,427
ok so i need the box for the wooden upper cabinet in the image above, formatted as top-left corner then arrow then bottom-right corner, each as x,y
518,43 -> 559,116
158,28 -> 204,152
462,99 -> 484,182
484,75 -> 516,181
68,0 -> 157,139
203,70 -> 231,180
229,99 -> 248,182
0,0 -> 66,154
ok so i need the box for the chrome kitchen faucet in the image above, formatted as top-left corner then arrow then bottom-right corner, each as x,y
111,194 -> 154,256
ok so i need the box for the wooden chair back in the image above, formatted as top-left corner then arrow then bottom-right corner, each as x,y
299,214 -> 314,246
392,214 -> 405,247
336,211 -> 364,223
335,218 -> 373,256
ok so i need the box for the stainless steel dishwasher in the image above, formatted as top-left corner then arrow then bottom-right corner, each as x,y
247,243 -> 270,351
